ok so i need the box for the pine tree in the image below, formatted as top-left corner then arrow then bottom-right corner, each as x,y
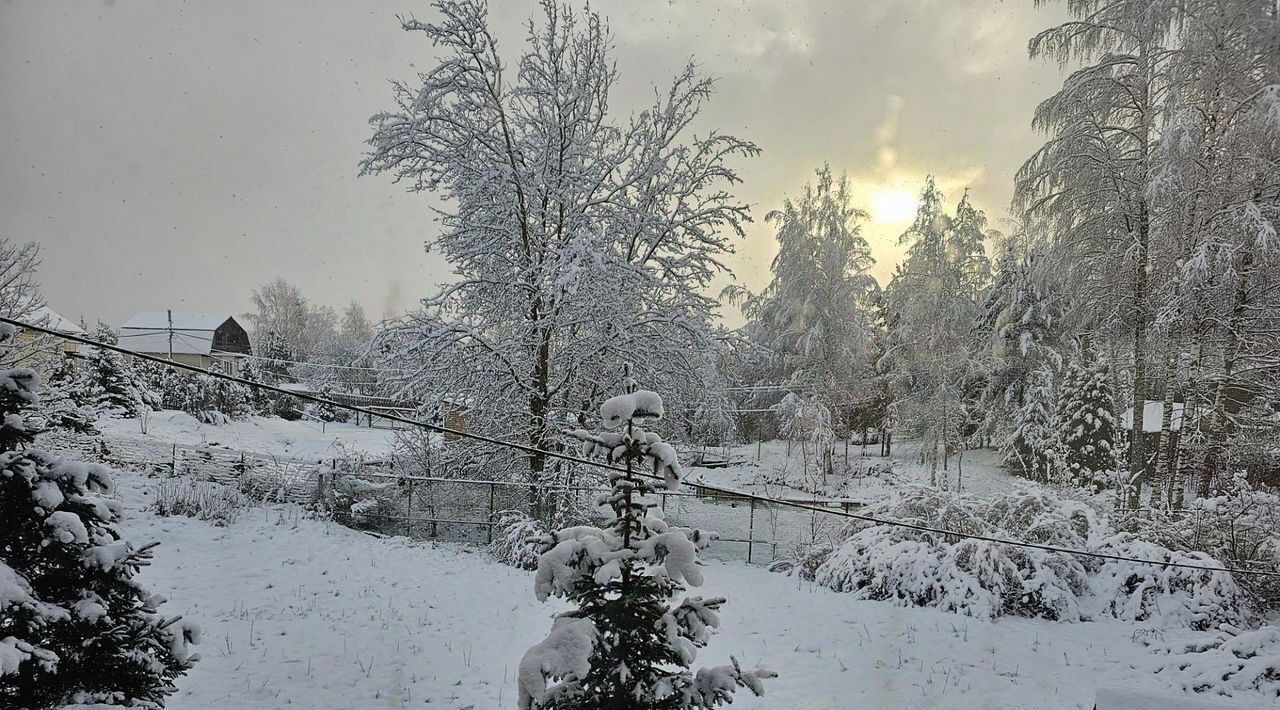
520,374 -> 772,709
1055,350 -> 1120,491
0,324 -> 198,708
83,323 -> 152,418
984,241 -> 1064,474
1003,362 -> 1060,482
35,361 -> 96,435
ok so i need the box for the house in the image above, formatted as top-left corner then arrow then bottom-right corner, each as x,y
11,305 -> 86,371
118,312 -> 252,374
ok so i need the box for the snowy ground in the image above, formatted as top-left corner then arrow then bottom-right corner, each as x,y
685,439 -> 1038,503
105,467 -> 1275,710
96,410 -> 398,461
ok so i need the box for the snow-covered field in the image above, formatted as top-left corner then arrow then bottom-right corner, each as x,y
97,410 -> 397,461
105,465 -> 1274,710
686,439 -> 1039,503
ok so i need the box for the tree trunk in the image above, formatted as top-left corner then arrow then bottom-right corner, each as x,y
1198,249 -> 1252,497
1148,333 -> 1182,509
1170,329 -> 1204,509
1126,189 -> 1151,509
1126,37 -> 1154,510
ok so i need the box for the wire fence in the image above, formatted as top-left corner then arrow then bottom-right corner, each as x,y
43,431 -> 856,566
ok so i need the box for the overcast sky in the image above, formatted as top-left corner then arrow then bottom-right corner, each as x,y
1,0 -> 1065,330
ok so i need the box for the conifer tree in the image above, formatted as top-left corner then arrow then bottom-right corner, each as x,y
1055,349 -> 1120,491
83,323 -> 152,418
35,361 -> 96,435
1004,362 -> 1060,482
0,324 -> 198,708
519,372 -> 772,709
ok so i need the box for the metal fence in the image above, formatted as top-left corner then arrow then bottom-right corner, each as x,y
43,432 -> 854,566
316,465 -> 860,566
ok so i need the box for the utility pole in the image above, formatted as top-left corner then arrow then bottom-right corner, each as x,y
167,309 -> 174,361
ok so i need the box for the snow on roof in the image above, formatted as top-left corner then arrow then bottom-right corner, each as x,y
32,306 -> 85,335
121,312 -> 234,331
1120,401 -> 1185,433
118,328 -> 219,356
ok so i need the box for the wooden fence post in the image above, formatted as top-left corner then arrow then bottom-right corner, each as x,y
487,482 -> 496,544
747,497 -> 756,564
405,478 -> 414,539
170,444 -> 177,477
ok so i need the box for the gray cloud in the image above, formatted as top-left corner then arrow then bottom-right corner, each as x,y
0,0 -> 1066,329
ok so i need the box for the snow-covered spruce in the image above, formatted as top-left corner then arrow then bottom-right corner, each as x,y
520,386 -> 773,709
81,322 -> 157,419
805,487 -> 1252,626
0,326 -> 198,708
1053,348 -> 1119,491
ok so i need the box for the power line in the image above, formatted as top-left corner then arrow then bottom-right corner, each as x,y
117,328 -> 409,373
15,316 -> 1279,580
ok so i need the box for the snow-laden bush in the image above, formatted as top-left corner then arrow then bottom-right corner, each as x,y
137,364 -> 250,424
313,461 -> 395,530
1148,623 -> 1280,698
0,340 -> 198,707
150,477 -> 248,526
806,486 -> 1252,625
1088,534 -> 1253,630
490,510 -> 552,570
812,488 -> 1091,621
1116,473 -> 1280,609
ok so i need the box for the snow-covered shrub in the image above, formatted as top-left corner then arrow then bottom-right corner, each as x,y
812,510 -> 1090,621
137,364 -> 250,424
1087,534 -> 1253,630
151,477 -> 248,526
303,382 -> 350,424
1116,473 -> 1280,608
33,356 -> 97,435
521,384 -> 772,709
767,542 -> 832,577
807,486 -> 1250,625
1149,623 -> 1280,698
490,510 -> 552,570
0,333 -> 198,707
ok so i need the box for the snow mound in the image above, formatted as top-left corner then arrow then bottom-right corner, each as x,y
599,390 -> 664,428
518,617 -> 597,709
1149,624 -> 1280,699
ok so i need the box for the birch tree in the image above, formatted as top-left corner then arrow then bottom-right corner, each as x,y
361,1 -> 756,491
886,179 -> 992,485
1017,0 -> 1175,506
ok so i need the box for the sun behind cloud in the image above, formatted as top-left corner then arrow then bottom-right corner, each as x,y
870,188 -> 919,225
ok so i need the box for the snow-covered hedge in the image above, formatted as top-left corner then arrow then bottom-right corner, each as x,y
804,487 -> 1254,626
1112,473 -> 1280,610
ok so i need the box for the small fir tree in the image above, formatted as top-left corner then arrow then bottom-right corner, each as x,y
1055,350 -> 1120,491
84,323 -> 153,418
1003,363 -> 1060,481
519,373 -> 772,709
0,324 -> 199,707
